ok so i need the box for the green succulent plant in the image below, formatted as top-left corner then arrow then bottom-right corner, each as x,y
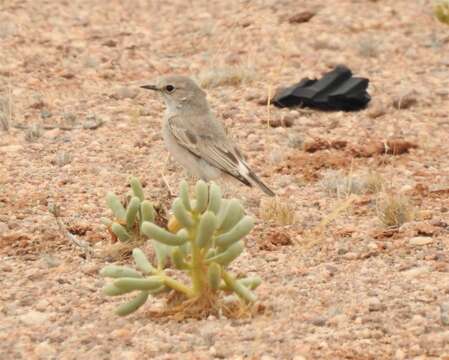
435,1 -> 449,25
100,180 -> 261,316
101,177 -> 155,244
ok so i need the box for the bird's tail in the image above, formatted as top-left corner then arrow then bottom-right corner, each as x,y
246,170 -> 275,196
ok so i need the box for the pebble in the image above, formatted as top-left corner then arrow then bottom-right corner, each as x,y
287,132 -> 304,149
367,297 -> 385,312
40,109 -> 52,119
404,266 -> 430,278
409,236 -> 433,246
35,341 -> 56,358
311,316 -> 327,326
394,349 -> 406,360
0,222 -> 9,236
269,148 -> 284,164
18,310 -> 51,326
45,128 -> 61,139
83,114 -> 104,129
35,299 -> 50,312
42,254 -> 60,268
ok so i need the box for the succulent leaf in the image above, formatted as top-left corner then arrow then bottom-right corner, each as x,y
207,182 -> 222,214
179,180 -> 191,211
115,291 -> 149,316
194,180 -> 208,213
215,216 -> 254,248
106,192 -> 126,220
126,197 -> 141,229
132,248 -> 155,274
111,223 -> 131,242
218,198 -> 244,232
114,277 -> 164,291
141,200 -> 155,223
207,262 -> 221,290
141,222 -> 188,246
100,265 -> 142,278
130,177 -> 145,201
206,241 -> 244,266
173,198 -> 193,228
196,211 -> 218,248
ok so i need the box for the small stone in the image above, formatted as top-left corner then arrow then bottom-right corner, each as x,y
111,328 -> 132,339
45,128 -> 61,139
111,87 -> 138,100
367,297 -> 385,312
19,310 -> 50,326
0,222 -> 9,236
287,11 -> 316,24
103,39 -> 117,47
40,109 -> 52,119
269,148 -> 284,164
42,254 -> 60,268
440,302 -> 449,325
287,133 -> 304,149
311,316 -> 327,326
83,114 -> 104,129
404,266 -> 430,278
35,299 -> 50,311
367,100 -> 386,118
395,349 -> 406,360
61,72 -> 75,79
35,341 -> 56,358
409,236 -> 433,246
62,112 -> 77,127
30,95 -> 45,109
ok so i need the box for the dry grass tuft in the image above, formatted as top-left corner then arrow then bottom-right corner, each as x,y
147,290 -> 262,320
100,238 -> 144,261
364,171 -> 385,194
259,197 -> 296,226
357,37 -> 380,58
376,194 -> 415,227
0,95 -> 12,132
25,124 -> 43,142
55,151 -> 72,167
319,170 -> 385,197
196,66 -> 255,89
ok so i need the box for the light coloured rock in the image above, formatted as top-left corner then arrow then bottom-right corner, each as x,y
409,236 -> 433,246
367,297 -> 385,312
18,311 -> 50,326
404,266 -> 431,278
0,222 -> 9,236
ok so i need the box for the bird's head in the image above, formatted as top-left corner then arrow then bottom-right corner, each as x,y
141,75 -> 208,112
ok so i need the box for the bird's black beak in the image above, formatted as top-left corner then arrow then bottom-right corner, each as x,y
140,84 -> 159,91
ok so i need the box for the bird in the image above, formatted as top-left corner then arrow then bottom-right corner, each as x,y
140,75 -> 275,196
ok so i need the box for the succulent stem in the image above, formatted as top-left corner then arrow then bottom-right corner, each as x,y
161,274 -> 195,298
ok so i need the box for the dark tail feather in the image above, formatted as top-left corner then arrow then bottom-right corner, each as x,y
247,171 -> 275,197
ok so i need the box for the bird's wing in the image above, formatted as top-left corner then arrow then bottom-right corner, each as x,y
167,115 -> 250,184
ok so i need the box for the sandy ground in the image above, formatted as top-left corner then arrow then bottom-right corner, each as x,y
1,0 -> 449,358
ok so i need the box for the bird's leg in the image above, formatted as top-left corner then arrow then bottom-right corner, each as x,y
161,154 -> 174,197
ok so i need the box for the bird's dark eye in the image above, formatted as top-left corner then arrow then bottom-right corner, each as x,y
165,85 -> 175,93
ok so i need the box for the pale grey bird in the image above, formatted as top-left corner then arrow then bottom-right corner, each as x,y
141,75 -> 275,196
